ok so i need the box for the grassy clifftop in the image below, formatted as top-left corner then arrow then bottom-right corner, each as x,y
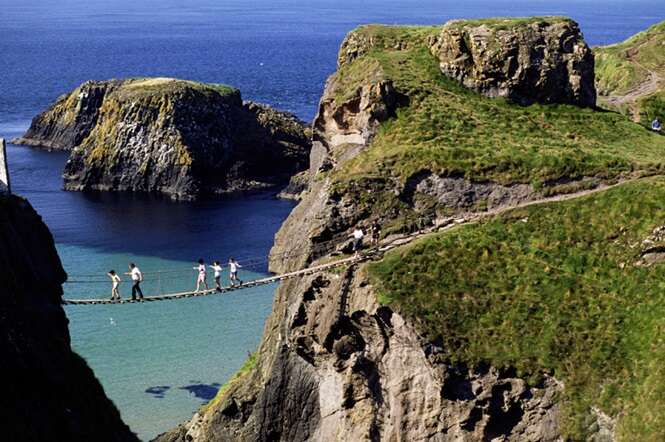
341,19 -> 665,439
596,20 -> 665,95
369,177 -> 665,439
331,23 -> 665,187
595,20 -> 665,122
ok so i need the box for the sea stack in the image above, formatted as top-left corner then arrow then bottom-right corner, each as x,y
14,78 -> 311,200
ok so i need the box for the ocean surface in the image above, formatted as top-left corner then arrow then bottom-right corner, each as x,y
1,0 -> 664,440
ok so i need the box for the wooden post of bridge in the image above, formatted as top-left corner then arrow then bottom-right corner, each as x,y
0,139 -> 11,195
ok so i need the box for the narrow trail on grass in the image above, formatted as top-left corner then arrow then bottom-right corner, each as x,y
378,176 -> 648,251
601,49 -> 662,121
605,67 -> 661,108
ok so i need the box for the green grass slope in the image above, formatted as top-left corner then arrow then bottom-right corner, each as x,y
596,20 -> 665,95
332,24 -> 665,188
595,20 -> 665,123
369,177 -> 665,439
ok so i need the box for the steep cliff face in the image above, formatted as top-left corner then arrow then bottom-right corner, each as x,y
14,78 -> 311,200
0,194 -> 138,442
429,17 -> 596,106
156,18 -> 665,442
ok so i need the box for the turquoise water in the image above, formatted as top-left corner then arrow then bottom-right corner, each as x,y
3,0 -> 664,440
62,245 -> 276,440
6,133 -> 294,441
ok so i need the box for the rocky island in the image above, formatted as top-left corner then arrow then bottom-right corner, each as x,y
154,17 -> 665,442
14,78 -> 311,200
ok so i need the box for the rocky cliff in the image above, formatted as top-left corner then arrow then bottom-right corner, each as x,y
0,194 -> 138,442
14,78 -> 311,200
155,18 -> 665,442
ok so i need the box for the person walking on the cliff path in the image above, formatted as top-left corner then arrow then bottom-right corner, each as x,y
107,270 -> 121,302
370,220 -> 381,245
351,227 -> 365,255
125,263 -> 144,301
210,260 -> 223,292
194,258 -> 209,293
229,258 -> 243,287
653,118 -> 663,132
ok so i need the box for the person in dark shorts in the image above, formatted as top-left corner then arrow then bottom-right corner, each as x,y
210,260 -> 223,292
351,227 -> 364,254
125,263 -> 144,301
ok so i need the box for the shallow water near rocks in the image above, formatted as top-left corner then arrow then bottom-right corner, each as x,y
2,0 -> 664,440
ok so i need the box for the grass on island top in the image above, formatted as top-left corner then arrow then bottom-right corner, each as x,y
444,16 -> 573,32
114,77 -> 238,99
369,177 -> 665,440
330,24 -> 665,188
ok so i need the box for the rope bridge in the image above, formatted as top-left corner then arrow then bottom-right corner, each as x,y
61,176 -> 626,307
62,254 -> 366,305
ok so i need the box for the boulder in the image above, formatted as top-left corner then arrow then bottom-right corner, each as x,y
429,17 -> 596,106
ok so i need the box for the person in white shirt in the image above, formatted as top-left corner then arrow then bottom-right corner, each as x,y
194,258 -> 209,293
107,270 -> 121,302
351,228 -> 365,253
125,263 -> 144,301
210,260 -> 223,292
229,258 -> 243,287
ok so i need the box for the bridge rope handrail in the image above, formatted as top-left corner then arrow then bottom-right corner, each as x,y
63,233 -> 354,281
63,178 -> 635,305
62,253 -> 369,305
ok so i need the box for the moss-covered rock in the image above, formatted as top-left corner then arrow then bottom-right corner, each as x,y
429,17 -> 596,106
14,78 -> 311,200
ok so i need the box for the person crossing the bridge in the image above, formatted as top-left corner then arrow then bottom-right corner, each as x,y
229,257 -> 243,287
194,258 -> 209,293
210,260 -> 223,292
107,270 -> 121,302
125,263 -> 144,301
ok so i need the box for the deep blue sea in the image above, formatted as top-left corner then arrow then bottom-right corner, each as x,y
1,0 -> 664,440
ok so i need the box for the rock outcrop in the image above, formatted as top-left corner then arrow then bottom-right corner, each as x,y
153,17 -> 608,442
0,194 -> 138,442
429,17 -> 596,106
14,78 -> 311,200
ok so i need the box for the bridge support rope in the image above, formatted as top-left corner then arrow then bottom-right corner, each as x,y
62,254 -> 368,305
